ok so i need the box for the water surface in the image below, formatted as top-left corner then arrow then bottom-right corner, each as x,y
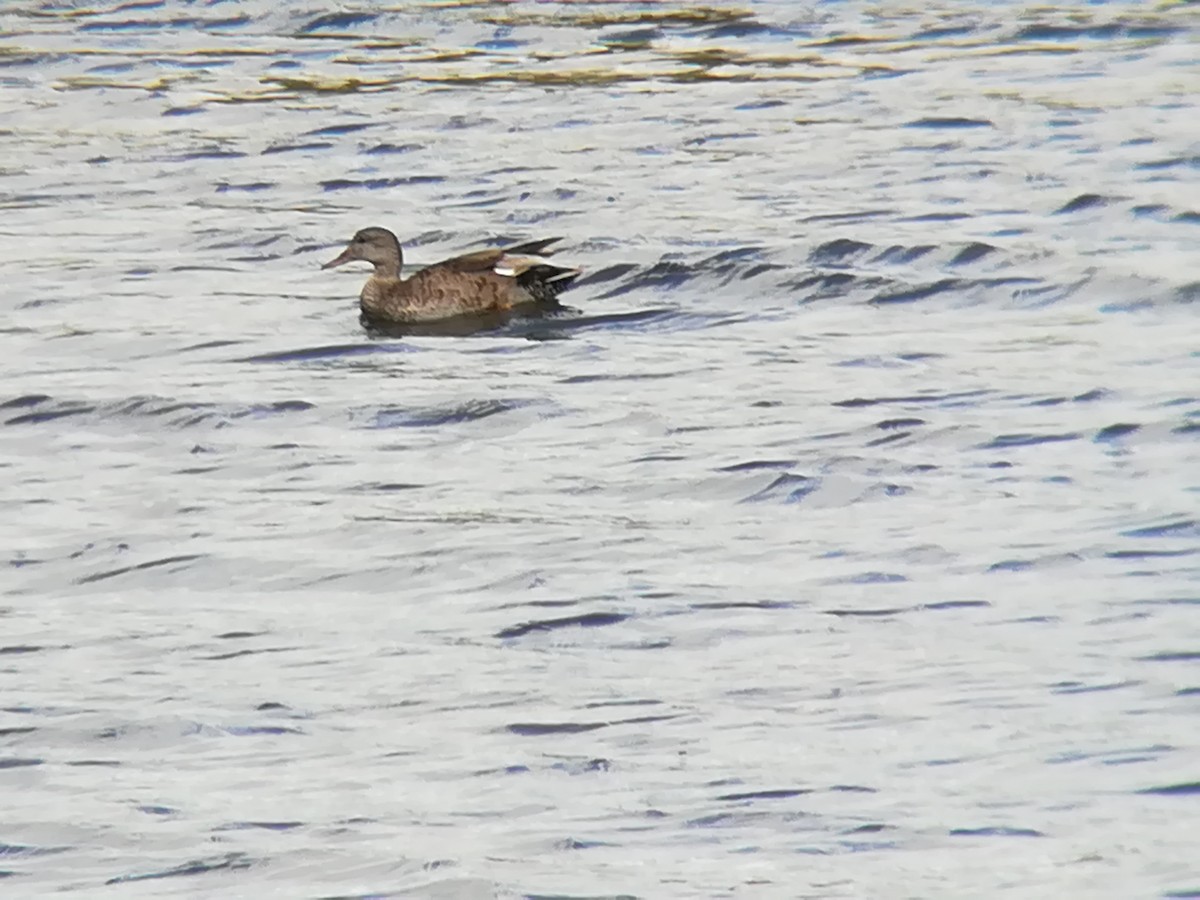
1,1 -> 1197,897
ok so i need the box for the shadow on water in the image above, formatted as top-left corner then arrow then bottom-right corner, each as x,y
238,305 -> 681,363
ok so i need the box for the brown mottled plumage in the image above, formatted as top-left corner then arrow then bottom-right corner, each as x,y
321,226 -> 581,324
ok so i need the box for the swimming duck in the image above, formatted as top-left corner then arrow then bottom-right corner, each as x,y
322,227 -> 581,324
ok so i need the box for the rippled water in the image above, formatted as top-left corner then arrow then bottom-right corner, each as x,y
2,1 -> 1198,896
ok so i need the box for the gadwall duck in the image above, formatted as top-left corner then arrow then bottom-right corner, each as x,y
322,227 -> 581,324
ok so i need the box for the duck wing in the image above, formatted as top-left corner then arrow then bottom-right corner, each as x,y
427,237 -> 565,274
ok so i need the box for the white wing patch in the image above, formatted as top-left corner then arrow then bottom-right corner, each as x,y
494,254 -> 553,278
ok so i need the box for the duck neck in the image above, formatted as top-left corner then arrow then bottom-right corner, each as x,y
373,234 -> 403,279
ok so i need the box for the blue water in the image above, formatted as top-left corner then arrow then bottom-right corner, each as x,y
1,1 -> 1197,896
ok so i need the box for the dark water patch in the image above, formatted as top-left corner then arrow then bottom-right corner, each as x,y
262,141 -> 334,155
826,600 -> 988,617
913,24 -> 976,40
828,571 -> 908,585
442,115 -> 500,131
834,390 -> 989,408
85,61 -> 135,75
200,646 -> 295,662
320,175 -> 445,191
690,600 -> 796,611
925,600 -> 990,611
717,788 -> 813,802
901,214 -> 974,225
559,371 -> 675,385
306,122 -> 376,136
0,645 -> 43,655
1049,679 -> 1137,695
699,17 -> 786,40
1136,651 -> 1200,663
0,841 -> 68,858
0,727 -> 37,737
684,131 -> 757,146
363,142 -> 424,155
949,243 -> 996,266
496,611 -> 630,640
1105,549 -> 1194,561
239,342 -> 420,363
349,482 -> 424,493
1013,22 -> 1184,41
163,106 -> 203,117
949,826 -> 1044,838
738,473 -> 818,504
1132,204 -> 1170,218
368,399 -> 537,429
1135,155 -> 1200,172
1071,388 -> 1109,403
600,26 -> 663,51
1130,598 -> 1200,609
871,244 -> 937,265
803,208 -> 894,225
216,182 -> 274,193
1055,193 -> 1115,214
6,404 -> 93,426
0,758 -> 42,769
591,259 -> 694,298
977,432 -> 1079,449
179,339 -> 244,353
585,699 -> 661,710
572,263 -> 640,288
699,245 -> 768,266
876,418 -> 925,430
716,459 -> 796,473
809,238 -> 873,265
106,852 -> 253,886
214,821 -> 303,832
138,805 -> 177,817
1137,782 -> 1200,797
514,308 -> 687,338
298,12 -> 377,34
1049,744 -> 1171,766
736,98 -> 787,111
224,724 -> 304,736
173,149 -> 246,161
1121,519 -> 1197,539
80,18 -> 195,33
843,823 -> 891,837
76,554 -> 205,585
1095,423 -> 1140,441
905,117 -> 994,129
1,394 -> 51,409
870,278 -> 961,305
785,271 -> 874,298
507,721 -> 610,737
825,607 -> 907,618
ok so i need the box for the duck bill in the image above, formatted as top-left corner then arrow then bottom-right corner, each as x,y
321,246 -> 354,269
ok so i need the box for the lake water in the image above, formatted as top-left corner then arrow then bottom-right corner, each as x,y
1,1 -> 1197,897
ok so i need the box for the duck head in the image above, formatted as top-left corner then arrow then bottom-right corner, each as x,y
322,227 -> 402,277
